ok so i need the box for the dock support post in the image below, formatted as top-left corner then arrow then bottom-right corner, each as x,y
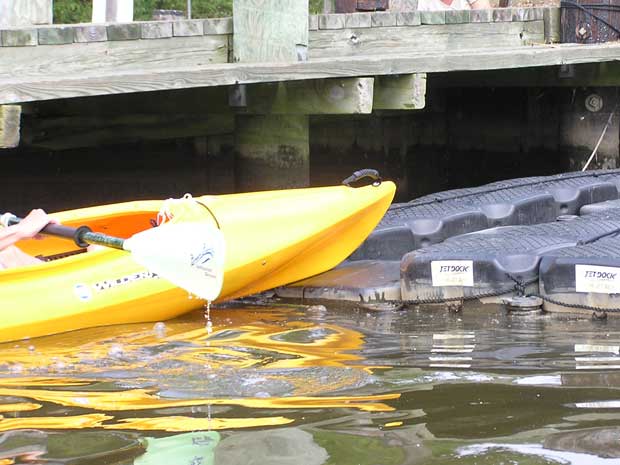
233,0 -> 310,191
0,0 -> 53,27
92,0 -> 134,23
0,106 -> 22,149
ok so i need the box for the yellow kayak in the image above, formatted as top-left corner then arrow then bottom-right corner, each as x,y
1,180 -> 395,342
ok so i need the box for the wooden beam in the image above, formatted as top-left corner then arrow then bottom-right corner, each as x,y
373,74 -> 426,110
4,43 -> 620,104
21,113 -> 234,150
30,79 -> 374,117
242,78 -> 374,114
431,62 -> 620,88
0,105 -> 21,148
0,35 -> 229,84
309,21 -> 545,59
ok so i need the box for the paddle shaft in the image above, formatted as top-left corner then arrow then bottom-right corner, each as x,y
6,215 -> 125,250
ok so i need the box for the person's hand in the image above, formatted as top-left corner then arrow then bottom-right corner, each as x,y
17,209 -> 58,240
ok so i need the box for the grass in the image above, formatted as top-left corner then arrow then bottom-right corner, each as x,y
54,0 -> 324,23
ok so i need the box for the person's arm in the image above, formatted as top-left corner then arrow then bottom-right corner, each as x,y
469,0 -> 492,9
0,209 -> 55,251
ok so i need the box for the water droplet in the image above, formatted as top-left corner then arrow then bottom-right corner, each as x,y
53,361 -> 66,371
108,343 -> 124,358
9,363 -> 23,374
28,345 -> 35,352
153,322 -> 167,337
204,301 -> 213,334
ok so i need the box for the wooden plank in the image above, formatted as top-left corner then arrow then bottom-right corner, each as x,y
319,14 -> 347,29
233,0 -> 309,63
21,113 -> 234,150
310,21 -> 545,58
445,10 -> 470,24
493,8 -> 513,22
38,27 -> 74,45
5,43 -> 620,104
432,62 -> 620,88
396,11 -> 421,26
107,24 -> 141,41
204,18 -> 234,34
74,25 -> 108,43
1,30 -> 37,47
421,11 -> 446,25
173,20 -> 204,37
242,78 -> 374,114
0,35 -> 228,82
373,74 -> 425,110
0,105 -> 21,148
471,9 -> 493,23
141,22 -> 173,40
345,13 -> 372,28
372,12 -> 397,26
0,0 -> 52,27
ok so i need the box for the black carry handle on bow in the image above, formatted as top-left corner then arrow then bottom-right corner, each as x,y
342,169 -> 382,187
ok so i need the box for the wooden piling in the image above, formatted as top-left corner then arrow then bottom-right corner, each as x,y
0,0 -> 52,28
0,106 -> 21,149
92,0 -> 134,23
233,0 -> 310,191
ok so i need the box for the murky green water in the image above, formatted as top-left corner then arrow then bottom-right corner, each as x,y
1,301 -> 620,464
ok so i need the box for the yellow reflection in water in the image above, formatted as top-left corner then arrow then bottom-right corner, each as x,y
0,309 -> 366,372
0,414 -> 112,432
0,385 -> 398,413
0,308 -> 400,433
103,415 -> 294,432
0,403 -> 40,412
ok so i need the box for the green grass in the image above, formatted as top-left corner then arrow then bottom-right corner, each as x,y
54,0 -> 324,23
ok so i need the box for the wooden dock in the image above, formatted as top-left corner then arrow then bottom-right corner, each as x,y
0,6 -> 566,104
2,0 -> 620,193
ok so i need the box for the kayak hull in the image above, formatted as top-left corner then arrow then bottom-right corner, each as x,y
1,182 -> 395,342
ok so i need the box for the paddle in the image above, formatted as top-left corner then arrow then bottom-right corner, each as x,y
0,213 -> 226,301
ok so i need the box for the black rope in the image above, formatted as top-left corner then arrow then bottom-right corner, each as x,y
561,0 -> 620,37
538,293 -> 620,314
403,276 -> 539,305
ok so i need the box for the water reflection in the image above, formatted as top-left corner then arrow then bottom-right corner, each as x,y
0,303 -> 620,463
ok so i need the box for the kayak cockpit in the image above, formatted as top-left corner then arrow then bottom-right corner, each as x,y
13,211 -> 157,262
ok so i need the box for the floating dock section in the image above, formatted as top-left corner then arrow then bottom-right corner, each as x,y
277,169 -> 620,316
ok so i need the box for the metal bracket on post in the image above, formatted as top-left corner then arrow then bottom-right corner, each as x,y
229,84 -> 248,108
